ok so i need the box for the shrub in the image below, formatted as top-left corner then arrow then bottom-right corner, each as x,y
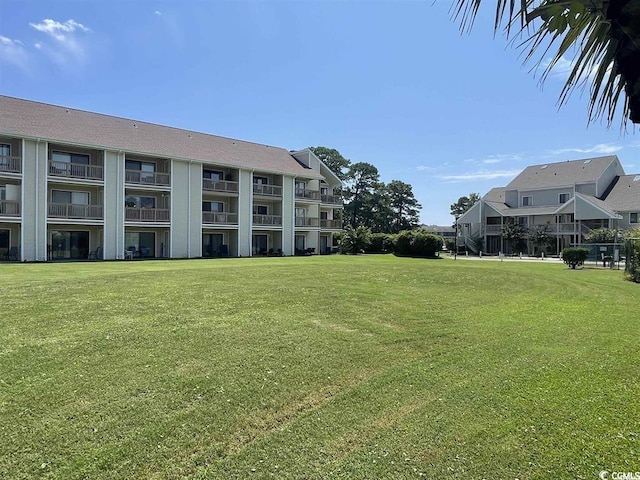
562,247 -> 589,269
584,228 -> 617,243
341,225 -> 371,254
624,238 -> 640,283
365,233 -> 395,254
393,229 -> 443,258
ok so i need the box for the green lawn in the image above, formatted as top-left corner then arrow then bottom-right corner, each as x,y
1,255 -> 638,479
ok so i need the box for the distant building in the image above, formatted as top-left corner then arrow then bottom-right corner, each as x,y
457,156 -> 640,255
422,225 -> 456,240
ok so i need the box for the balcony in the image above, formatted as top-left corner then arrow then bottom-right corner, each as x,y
203,211 -> 238,225
253,184 -> 282,196
0,156 -> 21,174
295,217 -> 319,227
49,161 -> 103,181
125,207 -> 170,222
320,219 -> 342,229
253,214 -> 282,226
321,193 -> 342,205
485,225 -> 502,234
295,189 -> 320,201
125,170 -> 170,187
203,178 -> 239,193
48,203 -> 103,220
0,200 -> 20,216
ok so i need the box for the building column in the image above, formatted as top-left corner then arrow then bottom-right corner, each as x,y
237,169 -> 252,256
282,175 -> 295,256
103,151 -> 125,259
21,139 -> 48,261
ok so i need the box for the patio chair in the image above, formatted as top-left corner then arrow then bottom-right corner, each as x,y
88,246 -> 102,260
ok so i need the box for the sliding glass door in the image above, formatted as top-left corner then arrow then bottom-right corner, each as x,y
50,230 -> 90,259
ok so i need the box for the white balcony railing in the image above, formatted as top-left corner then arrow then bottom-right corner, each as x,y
295,189 -> 320,201
320,219 -> 342,229
125,170 -> 170,186
253,214 -> 282,226
49,161 -> 103,181
202,212 -> 238,224
253,184 -> 282,196
295,217 -> 319,227
0,156 -> 21,174
0,200 -> 20,216
202,178 -> 238,193
125,207 -> 170,222
320,194 -> 342,205
48,203 -> 103,219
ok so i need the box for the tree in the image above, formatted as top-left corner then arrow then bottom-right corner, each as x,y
529,222 -> 554,254
584,227 -> 618,243
450,193 -> 481,218
309,146 -> 351,181
343,162 -> 381,229
341,225 -> 372,254
453,1 -> 640,125
501,219 -> 529,253
385,180 -> 422,234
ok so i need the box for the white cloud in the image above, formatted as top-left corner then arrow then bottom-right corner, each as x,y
155,10 -> 162,16
29,19 -> 89,40
29,18 -> 90,64
542,54 -> 608,82
439,169 -> 521,182
0,35 -> 30,70
416,165 -> 436,172
548,143 -> 624,155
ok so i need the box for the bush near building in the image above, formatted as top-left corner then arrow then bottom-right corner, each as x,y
393,229 -> 444,258
562,247 -> 590,269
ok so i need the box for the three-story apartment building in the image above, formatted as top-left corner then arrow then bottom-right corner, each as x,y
457,155 -> 640,255
0,96 -> 343,261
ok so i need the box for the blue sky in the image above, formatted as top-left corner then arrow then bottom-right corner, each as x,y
1,0 -> 638,226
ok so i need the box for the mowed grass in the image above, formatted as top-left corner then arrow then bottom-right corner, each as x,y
0,255 -> 638,479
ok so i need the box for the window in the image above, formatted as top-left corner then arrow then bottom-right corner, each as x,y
50,230 -> 90,259
253,176 -> 269,185
518,217 -> 528,226
522,196 -> 532,207
0,145 -> 9,170
631,213 -> 639,224
559,193 -> 570,204
0,229 -> 8,256
52,151 -> 89,164
295,181 -> 306,190
0,186 -> 5,201
295,208 -> 306,218
125,231 -> 155,257
320,211 -> 328,220
52,190 -> 89,204
253,205 -> 268,215
252,234 -> 268,255
125,195 -> 156,208
320,187 -> 328,195
203,201 -> 224,212
203,170 -> 224,181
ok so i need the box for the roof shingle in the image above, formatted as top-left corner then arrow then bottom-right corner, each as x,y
0,95 -> 322,178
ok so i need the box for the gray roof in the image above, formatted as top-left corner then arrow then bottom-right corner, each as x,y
0,95 -> 322,178
483,187 -> 506,203
506,156 -> 619,190
485,202 -> 560,216
602,175 -> 640,212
